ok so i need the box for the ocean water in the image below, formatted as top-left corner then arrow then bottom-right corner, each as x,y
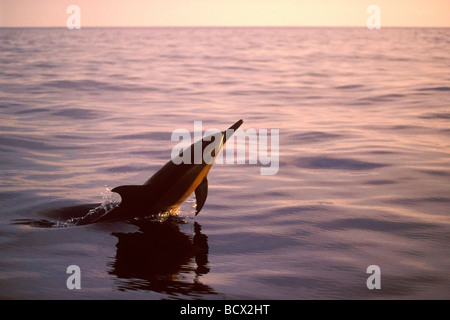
0,27 -> 449,299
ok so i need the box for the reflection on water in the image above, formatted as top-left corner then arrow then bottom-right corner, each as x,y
110,218 -> 215,297
11,203 -> 214,297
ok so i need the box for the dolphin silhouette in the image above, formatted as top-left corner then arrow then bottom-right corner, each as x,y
92,119 -> 243,223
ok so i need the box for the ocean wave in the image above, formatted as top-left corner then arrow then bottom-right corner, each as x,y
293,156 -> 388,170
0,136 -> 83,151
316,217 -> 437,233
51,108 -> 99,119
334,84 -> 365,90
419,112 -> 450,120
290,131 -> 344,144
417,86 -> 450,92
42,79 -> 158,93
114,131 -> 170,141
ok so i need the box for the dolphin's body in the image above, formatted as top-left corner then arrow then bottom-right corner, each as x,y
92,119 -> 243,223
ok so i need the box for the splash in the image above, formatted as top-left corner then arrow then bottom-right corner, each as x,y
62,186 -> 120,226
13,187 -> 197,228
60,187 -> 196,226
130,195 -> 197,225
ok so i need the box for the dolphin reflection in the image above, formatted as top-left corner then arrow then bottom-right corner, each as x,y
109,218 -> 215,296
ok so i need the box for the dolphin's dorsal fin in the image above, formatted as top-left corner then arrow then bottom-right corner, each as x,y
194,177 -> 208,216
112,185 -> 144,207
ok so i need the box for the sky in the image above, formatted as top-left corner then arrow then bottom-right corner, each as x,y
0,0 -> 449,27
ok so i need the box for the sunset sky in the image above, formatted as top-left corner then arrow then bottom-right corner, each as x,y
0,0 -> 449,27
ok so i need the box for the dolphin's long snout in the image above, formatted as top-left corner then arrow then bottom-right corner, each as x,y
223,119 -> 243,143
228,119 -> 244,132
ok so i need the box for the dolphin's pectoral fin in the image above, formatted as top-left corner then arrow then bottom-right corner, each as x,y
112,185 -> 145,207
194,177 -> 208,216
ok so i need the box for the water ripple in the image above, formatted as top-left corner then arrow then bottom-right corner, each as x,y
316,217 -> 437,233
417,86 -> 450,92
293,156 -> 388,170
290,131 -> 344,144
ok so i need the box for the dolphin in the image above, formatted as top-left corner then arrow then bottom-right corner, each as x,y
92,119 -> 243,223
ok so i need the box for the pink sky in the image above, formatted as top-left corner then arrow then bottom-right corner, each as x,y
1,0 -> 449,27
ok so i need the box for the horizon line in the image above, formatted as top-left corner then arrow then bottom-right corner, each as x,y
1,25 -> 449,29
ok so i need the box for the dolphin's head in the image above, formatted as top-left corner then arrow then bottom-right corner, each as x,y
175,119 -> 243,166
203,119 -> 243,164
223,119 -> 244,143
222,119 -> 244,144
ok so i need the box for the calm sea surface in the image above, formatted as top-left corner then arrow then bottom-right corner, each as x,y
0,27 -> 449,299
